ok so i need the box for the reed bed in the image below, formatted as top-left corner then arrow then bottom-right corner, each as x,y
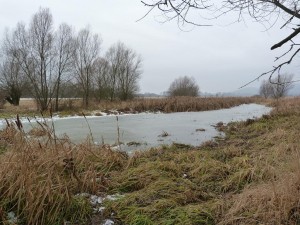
1,97 -> 260,118
0,121 -> 127,224
91,96 -> 259,113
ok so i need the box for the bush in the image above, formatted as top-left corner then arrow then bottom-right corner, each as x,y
168,76 -> 200,97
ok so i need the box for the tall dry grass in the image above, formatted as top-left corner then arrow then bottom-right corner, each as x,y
220,155 -> 300,225
2,96 -> 260,116
101,97 -> 300,224
93,96 -> 259,113
215,97 -> 300,225
0,121 -> 127,224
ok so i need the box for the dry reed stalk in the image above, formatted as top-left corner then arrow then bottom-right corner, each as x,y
115,116 -> 122,151
0,120 -> 128,224
82,112 -> 94,144
220,167 -> 300,225
3,96 -> 260,116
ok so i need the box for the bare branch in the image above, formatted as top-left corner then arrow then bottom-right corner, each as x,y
136,5 -> 156,22
271,27 -> 300,50
141,0 -> 300,88
272,0 -> 300,19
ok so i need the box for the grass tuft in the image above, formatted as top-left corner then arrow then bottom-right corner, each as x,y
1,97 -> 300,224
0,122 -> 127,224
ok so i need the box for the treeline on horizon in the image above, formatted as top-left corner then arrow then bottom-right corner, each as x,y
0,8 -> 142,111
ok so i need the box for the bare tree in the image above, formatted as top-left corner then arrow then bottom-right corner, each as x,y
259,74 -> 294,99
116,43 -> 142,100
142,0 -> 300,83
105,43 -> 122,101
53,23 -> 75,111
168,76 -> 199,97
259,80 -> 272,99
0,29 -> 28,105
0,59 -> 23,105
270,74 -> 294,99
28,8 -> 56,111
93,57 -> 111,101
105,42 -> 142,101
8,23 -> 35,101
1,9 -> 72,111
73,27 -> 101,108
2,9 -> 80,111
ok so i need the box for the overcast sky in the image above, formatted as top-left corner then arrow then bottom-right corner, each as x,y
0,0 -> 299,94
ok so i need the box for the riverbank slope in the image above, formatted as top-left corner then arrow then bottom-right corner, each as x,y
102,97 -> 300,224
0,97 -> 299,224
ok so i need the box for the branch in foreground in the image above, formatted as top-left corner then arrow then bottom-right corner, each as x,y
140,0 -> 212,26
271,28 -> 300,50
240,46 -> 300,89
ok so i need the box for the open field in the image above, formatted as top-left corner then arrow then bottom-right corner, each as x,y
0,97 -> 299,224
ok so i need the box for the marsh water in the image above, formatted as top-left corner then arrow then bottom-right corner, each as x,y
2,104 -> 272,152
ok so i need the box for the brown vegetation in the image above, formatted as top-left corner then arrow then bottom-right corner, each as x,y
63,96 -> 260,114
103,97 -> 300,224
1,97 -> 299,224
0,96 -> 259,118
0,122 -> 128,224
119,96 -> 258,113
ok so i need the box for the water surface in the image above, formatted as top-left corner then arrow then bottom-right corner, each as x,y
2,104 -> 272,152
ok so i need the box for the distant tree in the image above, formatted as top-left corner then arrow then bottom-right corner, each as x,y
1,9 -> 56,110
28,8 -> 57,111
0,60 -> 24,106
259,80 -> 272,99
59,82 -> 81,98
73,27 -> 101,108
259,74 -> 294,99
93,57 -> 111,101
53,23 -> 75,111
1,9 -> 76,110
0,45 -> 26,106
105,42 -> 142,101
105,43 -> 123,101
270,74 -> 294,99
168,76 -> 199,97
115,43 -> 142,101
